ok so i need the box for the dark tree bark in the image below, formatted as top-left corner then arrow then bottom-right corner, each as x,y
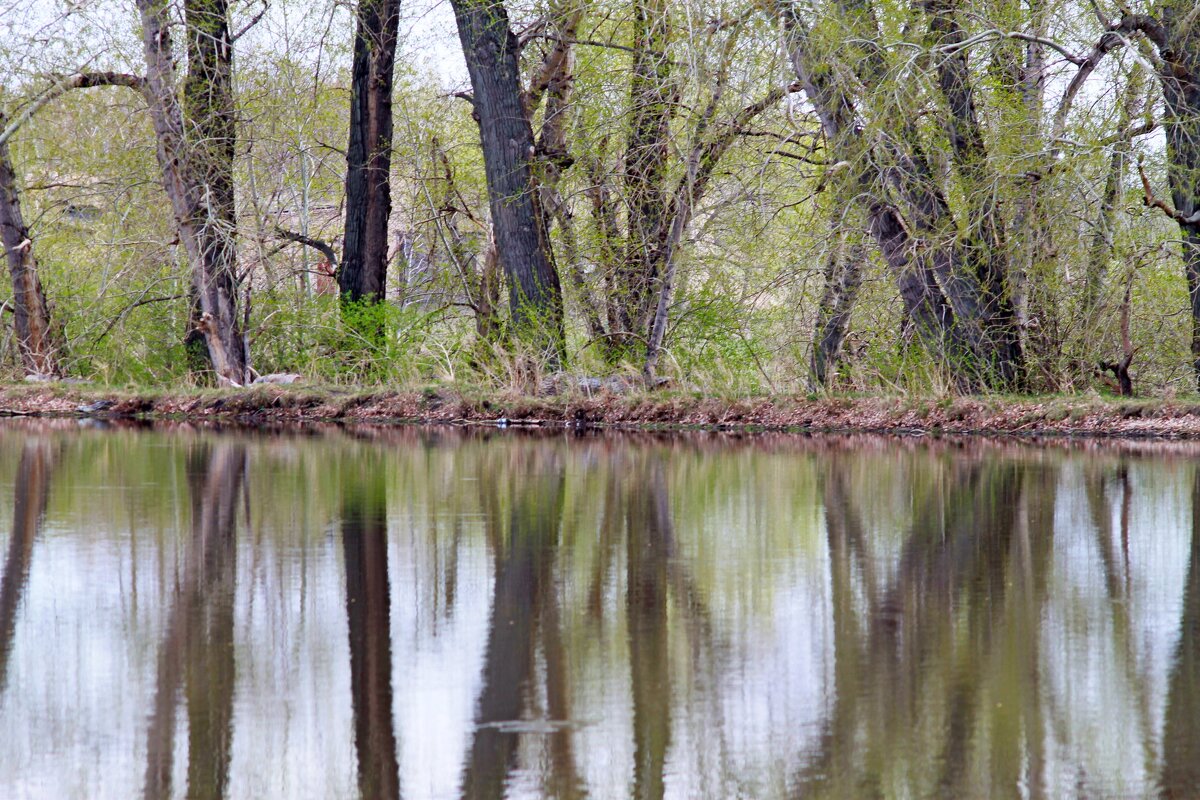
778,1 -> 979,390
340,0 -> 402,308
924,0 -> 1025,387
450,0 -> 566,364
778,0 -> 1022,391
135,0 -> 249,385
0,124 -> 60,378
1155,8 -> 1200,390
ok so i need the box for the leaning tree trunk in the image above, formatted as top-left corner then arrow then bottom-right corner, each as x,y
810,205 -> 865,389
0,119 -> 60,378
924,0 -> 1025,388
135,0 -> 249,386
1158,8 -> 1200,390
450,0 -> 565,366
340,0 -> 401,308
777,0 -> 982,390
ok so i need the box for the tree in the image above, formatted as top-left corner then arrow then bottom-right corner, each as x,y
136,0 -> 250,385
340,0 -> 402,309
0,116 -> 60,378
449,0 -> 566,365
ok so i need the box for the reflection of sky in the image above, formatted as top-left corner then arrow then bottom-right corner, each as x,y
1041,462 -> 1190,797
0,433 -> 1196,799
390,516 -> 492,800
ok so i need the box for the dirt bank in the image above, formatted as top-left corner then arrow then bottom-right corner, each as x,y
5,383 -> 1200,438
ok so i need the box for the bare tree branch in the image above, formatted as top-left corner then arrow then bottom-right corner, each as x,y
1137,156 -> 1200,226
273,226 -> 339,269
0,72 -> 146,149
231,0 -> 270,42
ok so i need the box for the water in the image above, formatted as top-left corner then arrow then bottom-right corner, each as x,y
0,421 -> 1197,799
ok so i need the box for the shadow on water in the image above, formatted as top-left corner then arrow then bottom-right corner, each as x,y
0,438 -> 57,696
342,454 -> 401,800
143,442 -> 245,800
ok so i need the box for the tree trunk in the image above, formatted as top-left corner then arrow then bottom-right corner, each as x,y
1158,7 -> 1200,389
925,0 -> 1024,387
0,121 -> 60,378
777,0 -> 981,390
340,0 -> 402,307
810,209 -> 866,388
450,0 -> 565,365
615,0 -> 676,360
1083,71 -> 1144,317
135,0 -> 249,386
531,2 -> 608,345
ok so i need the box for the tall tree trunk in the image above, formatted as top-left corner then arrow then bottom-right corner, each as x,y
641,79 -> 795,381
135,0 -> 249,386
1157,7 -> 1200,389
798,0 -> 1019,389
777,0 -> 982,390
615,0 -> 676,360
531,1 -> 607,345
1083,70 -> 1144,317
340,0 -> 402,308
925,0 -> 1025,387
0,123 -> 60,378
450,0 -> 566,366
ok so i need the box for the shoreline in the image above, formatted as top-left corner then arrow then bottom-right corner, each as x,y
4,383 -> 1200,439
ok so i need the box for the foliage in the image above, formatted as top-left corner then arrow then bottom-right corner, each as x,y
0,0 -> 1198,396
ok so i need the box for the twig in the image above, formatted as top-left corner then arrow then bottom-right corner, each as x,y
231,0 -> 269,42
1137,155 -> 1200,226
273,226 -> 339,268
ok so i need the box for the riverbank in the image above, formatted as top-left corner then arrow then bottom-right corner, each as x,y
5,382 -> 1200,438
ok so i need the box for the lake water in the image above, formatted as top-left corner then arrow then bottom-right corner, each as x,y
0,421 -> 1197,799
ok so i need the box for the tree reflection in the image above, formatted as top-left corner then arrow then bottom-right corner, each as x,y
143,442 -> 245,800
799,451 -> 1058,798
461,445 -> 569,800
1161,466 -> 1200,798
627,456 -> 673,800
341,457 -> 400,800
0,438 -> 56,696
460,448 -> 564,796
